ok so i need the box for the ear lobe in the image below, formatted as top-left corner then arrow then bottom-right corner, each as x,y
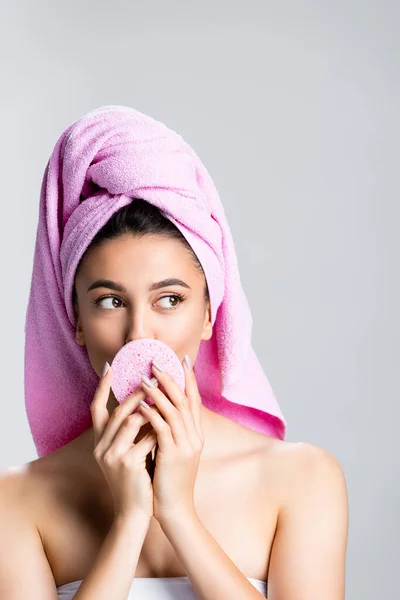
201,302 -> 212,341
75,318 -> 86,347
201,321 -> 213,341
75,331 -> 86,347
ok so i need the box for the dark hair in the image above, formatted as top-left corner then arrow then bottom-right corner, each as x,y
72,198 -> 210,317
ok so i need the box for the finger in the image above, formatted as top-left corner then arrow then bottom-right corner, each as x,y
102,411 -> 154,459
141,379 -> 188,446
138,397 -> 178,451
149,367 -> 189,418
95,378 -> 159,454
90,364 -> 113,448
150,364 -> 202,444
117,376 -> 159,416
181,356 -> 204,441
125,429 -> 158,481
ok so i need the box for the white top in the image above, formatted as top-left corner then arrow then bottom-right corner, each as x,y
57,575 -> 268,598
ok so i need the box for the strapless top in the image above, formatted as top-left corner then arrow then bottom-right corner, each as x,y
57,575 -> 268,598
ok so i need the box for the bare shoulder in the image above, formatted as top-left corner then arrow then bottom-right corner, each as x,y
0,461 -> 48,520
282,441 -> 347,488
285,441 -> 349,514
260,439 -> 348,511
263,442 -> 349,598
0,458 -> 57,540
0,465 -> 58,598
263,438 -> 347,475
0,464 -> 32,505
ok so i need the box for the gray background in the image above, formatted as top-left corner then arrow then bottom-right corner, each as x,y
1,1 -> 398,598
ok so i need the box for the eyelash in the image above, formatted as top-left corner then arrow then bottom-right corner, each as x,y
92,293 -> 186,312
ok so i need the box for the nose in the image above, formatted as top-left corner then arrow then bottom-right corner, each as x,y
124,307 -> 152,344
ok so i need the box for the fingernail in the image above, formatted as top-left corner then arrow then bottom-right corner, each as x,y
101,362 -> 110,377
139,399 -> 151,409
183,354 -> 191,370
152,360 -> 164,372
142,375 -> 156,387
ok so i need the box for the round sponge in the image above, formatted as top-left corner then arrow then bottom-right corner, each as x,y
110,339 -> 186,407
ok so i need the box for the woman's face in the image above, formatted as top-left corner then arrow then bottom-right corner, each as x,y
73,234 -> 212,378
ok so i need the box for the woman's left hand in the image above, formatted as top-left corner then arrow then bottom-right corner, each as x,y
139,356 -> 205,524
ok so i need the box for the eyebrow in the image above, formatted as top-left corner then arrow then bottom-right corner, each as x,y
86,278 -> 192,294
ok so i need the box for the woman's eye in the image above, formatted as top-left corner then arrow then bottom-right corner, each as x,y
157,295 -> 183,310
95,296 -> 123,310
94,294 -> 184,311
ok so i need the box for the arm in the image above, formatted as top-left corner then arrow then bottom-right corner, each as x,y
0,472 -> 152,600
159,512 -> 267,599
0,474 -> 59,599
72,513 -> 150,600
267,443 -> 349,600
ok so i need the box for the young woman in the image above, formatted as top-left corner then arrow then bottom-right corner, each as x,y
0,108 -> 348,600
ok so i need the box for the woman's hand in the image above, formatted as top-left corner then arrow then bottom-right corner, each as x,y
90,364 -> 159,523
138,355 -> 204,524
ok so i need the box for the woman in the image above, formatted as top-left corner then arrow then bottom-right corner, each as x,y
0,106 -> 348,599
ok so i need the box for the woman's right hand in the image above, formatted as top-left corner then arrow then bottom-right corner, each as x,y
90,363 -> 158,523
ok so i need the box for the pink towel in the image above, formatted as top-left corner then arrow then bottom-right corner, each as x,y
24,105 -> 287,458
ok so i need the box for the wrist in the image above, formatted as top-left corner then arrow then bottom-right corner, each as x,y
157,507 -> 199,530
113,511 -> 151,532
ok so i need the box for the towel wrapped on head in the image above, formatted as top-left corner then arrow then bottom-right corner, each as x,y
24,104 -> 287,458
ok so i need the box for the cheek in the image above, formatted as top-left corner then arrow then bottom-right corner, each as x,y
82,319 -> 121,356
164,307 -> 205,337
160,310 -> 205,352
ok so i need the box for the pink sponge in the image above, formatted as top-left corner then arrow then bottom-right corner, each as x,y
110,339 -> 186,407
